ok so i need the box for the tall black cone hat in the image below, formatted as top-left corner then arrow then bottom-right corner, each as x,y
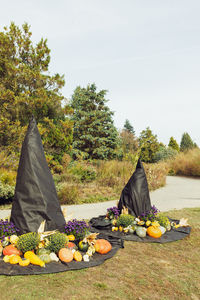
118,158 -> 151,217
10,117 -> 66,234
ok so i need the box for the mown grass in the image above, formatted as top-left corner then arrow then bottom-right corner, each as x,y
0,207 -> 199,300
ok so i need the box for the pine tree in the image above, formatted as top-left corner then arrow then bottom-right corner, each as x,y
139,127 -> 160,162
180,132 -> 194,152
168,137 -> 180,152
123,119 -> 135,134
71,83 -> 119,159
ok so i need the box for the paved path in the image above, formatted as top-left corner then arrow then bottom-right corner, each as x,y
0,176 -> 200,220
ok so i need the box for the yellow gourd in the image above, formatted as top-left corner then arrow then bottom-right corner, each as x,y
19,258 -> 30,267
73,251 -> 82,262
9,255 -> 22,265
67,235 -> 75,241
24,251 -> 45,267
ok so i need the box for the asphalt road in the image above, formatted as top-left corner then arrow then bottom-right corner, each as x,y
1,176 -> 200,220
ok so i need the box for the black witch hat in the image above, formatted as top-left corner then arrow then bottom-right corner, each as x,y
118,158 -> 151,217
10,117 -> 66,234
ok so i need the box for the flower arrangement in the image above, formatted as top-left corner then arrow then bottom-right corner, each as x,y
139,205 -> 160,223
0,219 -> 20,242
64,219 -> 90,240
106,206 -> 120,220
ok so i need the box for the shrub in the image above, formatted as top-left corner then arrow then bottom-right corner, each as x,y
0,168 -> 16,185
153,147 -> 178,162
69,161 -> 96,182
144,162 -> 168,191
0,149 -> 19,171
45,232 -> 68,253
169,148 -> 200,177
57,183 -> 80,205
17,232 -> 40,253
0,182 -> 15,202
116,214 -> 135,227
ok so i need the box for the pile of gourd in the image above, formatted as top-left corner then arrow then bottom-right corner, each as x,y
0,231 -> 112,267
110,213 -> 171,238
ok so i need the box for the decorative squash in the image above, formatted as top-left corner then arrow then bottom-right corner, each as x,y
9,255 -> 22,265
136,226 -> 147,238
94,239 -> 112,254
159,226 -> 166,235
147,226 -> 162,238
36,248 -> 51,256
38,253 -> 51,263
73,251 -> 82,262
67,235 -> 75,241
58,248 -> 73,263
19,258 -> 30,267
3,244 -> 22,256
78,241 -> 89,252
24,251 -> 45,267
67,242 -> 77,250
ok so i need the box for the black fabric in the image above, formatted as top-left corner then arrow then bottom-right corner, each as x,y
10,117 -> 66,234
118,159 -> 151,217
0,234 -> 122,276
89,215 -> 191,243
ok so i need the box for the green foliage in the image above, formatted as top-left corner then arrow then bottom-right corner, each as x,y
116,214 -> 135,227
168,137 -> 179,152
153,147 -> 178,162
57,183 -> 80,204
0,22 -> 73,160
69,161 -> 96,182
0,181 -> 15,201
180,132 -> 195,152
17,232 -> 40,253
0,168 -> 16,185
139,127 -> 160,163
123,119 -> 135,134
119,129 -> 139,157
156,213 -> 170,228
71,83 -> 119,160
45,232 -> 68,253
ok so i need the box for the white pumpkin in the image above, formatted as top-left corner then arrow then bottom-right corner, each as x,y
159,226 -> 166,235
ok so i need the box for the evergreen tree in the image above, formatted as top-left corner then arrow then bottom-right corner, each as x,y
139,127 -> 160,162
71,83 -> 118,159
123,119 -> 135,134
168,137 -> 180,152
0,23 -> 73,161
120,129 -> 138,155
180,132 -> 194,152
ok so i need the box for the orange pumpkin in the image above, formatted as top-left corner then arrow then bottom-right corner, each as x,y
58,248 -> 73,263
3,244 -> 22,256
147,226 -> 162,238
67,242 -> 77,250
94,239 -> 112,254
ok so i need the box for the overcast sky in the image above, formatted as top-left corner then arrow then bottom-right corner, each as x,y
1,0 -> 200,146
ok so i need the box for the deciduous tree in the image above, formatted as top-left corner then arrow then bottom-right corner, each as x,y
0,22 -> 73,161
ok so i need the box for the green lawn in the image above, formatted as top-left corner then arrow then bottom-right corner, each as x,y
0,207 -> 200,300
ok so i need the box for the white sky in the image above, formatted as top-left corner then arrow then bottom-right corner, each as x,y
1,0 -> 200,146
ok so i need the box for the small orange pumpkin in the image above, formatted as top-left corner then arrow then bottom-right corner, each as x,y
58,248 -> 73,263
67,242 -> 77,250
3,244 -> 22,256
94,239 -> 112,254
147,226 -> 162,238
